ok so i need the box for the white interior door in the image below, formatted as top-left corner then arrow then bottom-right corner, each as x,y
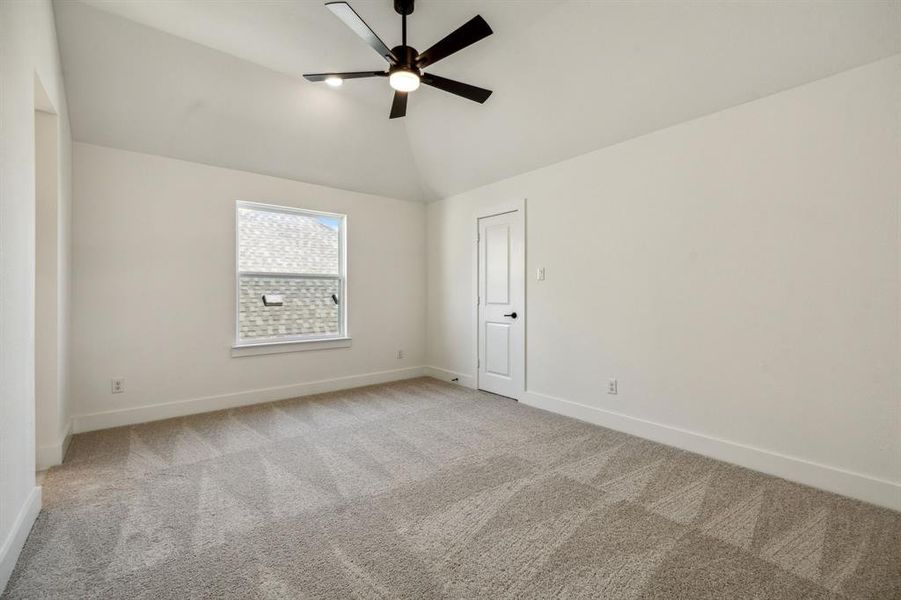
478,210 -> 524,399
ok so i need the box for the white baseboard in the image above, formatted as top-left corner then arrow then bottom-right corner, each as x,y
0,486 -> 41,594
36,420 -> 73,471
423,366 -> 476,389
520,390 -> 900,511
72,366 -> 427,434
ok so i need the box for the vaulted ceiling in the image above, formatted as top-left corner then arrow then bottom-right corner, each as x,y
54,0 -> 901,202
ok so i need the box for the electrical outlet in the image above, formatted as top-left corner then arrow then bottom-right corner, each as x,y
111,378 -> 125,394
396,349 -> 404,360
537,267 -> 546,281
607,378 -> 618,395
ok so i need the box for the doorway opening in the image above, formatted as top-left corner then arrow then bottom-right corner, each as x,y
34,75 -> 65,473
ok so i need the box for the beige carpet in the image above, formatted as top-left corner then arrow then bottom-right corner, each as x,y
4,378 -> 899,599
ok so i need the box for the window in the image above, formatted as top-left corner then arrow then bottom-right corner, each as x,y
236,201 -> 346,347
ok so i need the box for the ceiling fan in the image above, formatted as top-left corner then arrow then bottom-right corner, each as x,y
303,0 -> 493,119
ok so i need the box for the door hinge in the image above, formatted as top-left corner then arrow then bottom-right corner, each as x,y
477,358 -> 480,369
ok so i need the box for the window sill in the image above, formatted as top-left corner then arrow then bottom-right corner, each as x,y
231,337 -> 352,357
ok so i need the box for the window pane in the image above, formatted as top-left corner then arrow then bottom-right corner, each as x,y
238,207 -> 339,275
239,275 -> 340,340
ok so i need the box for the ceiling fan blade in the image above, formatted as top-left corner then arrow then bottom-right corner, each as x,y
415,15 -> 492,69
326,2 -> 397,64
421,73 -> 492,103
303,71 -> 385,82
389,91 -> 408,119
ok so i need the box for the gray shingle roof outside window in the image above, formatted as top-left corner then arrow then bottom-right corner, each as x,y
238,207 -> 339,274
238,205 -> 342,341
240,276 -> 339,339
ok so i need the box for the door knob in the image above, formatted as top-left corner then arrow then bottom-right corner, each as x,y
504,312 -> 517,319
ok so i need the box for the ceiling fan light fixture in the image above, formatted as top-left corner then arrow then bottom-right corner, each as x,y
389,70 -> 420,92
325,76 -> 344,87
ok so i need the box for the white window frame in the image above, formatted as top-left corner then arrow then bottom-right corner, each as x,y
234,201 -> 348,351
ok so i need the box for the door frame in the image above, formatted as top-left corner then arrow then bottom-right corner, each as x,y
473,198 -> 526,400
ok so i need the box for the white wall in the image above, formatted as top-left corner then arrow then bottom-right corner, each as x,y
70,144 -> 426,430
427,55 -> 901,509
0,0 -> 73,591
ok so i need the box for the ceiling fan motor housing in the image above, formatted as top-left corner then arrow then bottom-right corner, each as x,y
390,45 -> 420,74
